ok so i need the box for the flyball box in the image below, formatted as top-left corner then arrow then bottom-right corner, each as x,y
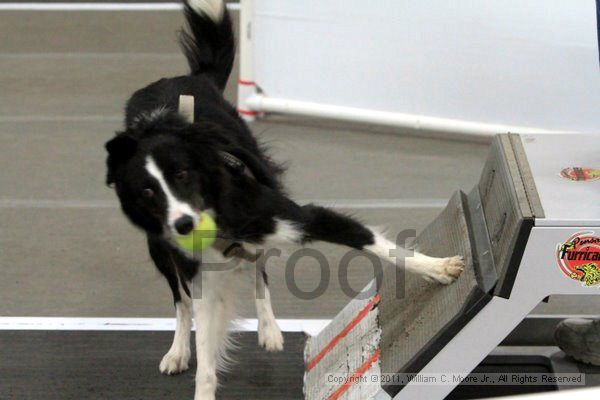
304,134 -> 600,400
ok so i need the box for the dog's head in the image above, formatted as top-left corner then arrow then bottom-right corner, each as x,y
105,113 -> 225,238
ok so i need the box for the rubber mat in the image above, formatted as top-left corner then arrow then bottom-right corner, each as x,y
0,331 -> 306,400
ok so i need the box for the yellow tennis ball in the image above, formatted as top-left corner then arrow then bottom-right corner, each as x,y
175,212 -> 217,252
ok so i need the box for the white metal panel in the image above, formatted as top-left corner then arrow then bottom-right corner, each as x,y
395,227 -> 600,399
521,134 -> 600,227
253,0 -> 600,133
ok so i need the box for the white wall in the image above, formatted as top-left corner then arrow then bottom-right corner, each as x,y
253,0 -> 600,133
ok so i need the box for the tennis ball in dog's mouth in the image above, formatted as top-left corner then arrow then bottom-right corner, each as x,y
175,213 -> 217,252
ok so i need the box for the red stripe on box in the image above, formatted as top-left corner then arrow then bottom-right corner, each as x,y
327,349 -> 381,400
306,294 -> 381,372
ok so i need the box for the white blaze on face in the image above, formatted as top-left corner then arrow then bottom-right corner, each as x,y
145,156 -> 198,232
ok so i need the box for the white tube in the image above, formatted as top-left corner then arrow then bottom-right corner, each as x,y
0,2 -> 240,11
237,0 -> 258,122
246,95 -> 575,137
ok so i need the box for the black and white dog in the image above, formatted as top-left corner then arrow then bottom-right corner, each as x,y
104,1 -> 464,398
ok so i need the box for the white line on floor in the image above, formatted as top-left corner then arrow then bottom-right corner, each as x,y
0,198 -> 448,209
0,317 -> 330,336
0,315 -> 592,336
0,2 -> 240,11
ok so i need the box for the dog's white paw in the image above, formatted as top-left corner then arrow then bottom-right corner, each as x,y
424,255 -> 465,285
159,347 -> 191,375
258,320 -> 284,352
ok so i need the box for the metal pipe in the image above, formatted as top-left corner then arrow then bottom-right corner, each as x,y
246,94 -> 574,138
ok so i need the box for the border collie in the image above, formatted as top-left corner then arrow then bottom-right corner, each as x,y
104,1 -> 464,398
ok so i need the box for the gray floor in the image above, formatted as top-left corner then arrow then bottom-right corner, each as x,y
1,7 -> 599,400
0,8 -> 597,322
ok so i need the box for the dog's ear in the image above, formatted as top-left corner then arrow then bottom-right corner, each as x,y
105,133 -> 138,160
105,133 -> 138,187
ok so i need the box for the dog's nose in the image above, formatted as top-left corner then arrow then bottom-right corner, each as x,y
174,215 -> 195,235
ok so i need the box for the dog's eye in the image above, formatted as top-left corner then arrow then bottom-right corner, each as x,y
175,170 -> 188,181
142,188 -> 154,198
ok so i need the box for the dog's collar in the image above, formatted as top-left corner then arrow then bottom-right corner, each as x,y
214,240 -> 258,262
218,151 -> 255,180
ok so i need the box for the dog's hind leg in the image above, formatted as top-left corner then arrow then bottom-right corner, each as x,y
193,251 -> 238,400
267,204 -> 464,284
147,237 -> 193,375
193,289 -> 219,400
251,266 -> 283,352
302,204 -> 464,284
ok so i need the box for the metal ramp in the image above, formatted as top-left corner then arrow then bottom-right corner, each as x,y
304,133 -> 599,400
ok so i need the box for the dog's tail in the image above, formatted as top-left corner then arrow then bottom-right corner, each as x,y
179,0 -> 235,91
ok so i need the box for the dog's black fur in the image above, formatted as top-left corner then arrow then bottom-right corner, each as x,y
105,1 -> 377,303
103,5 -> 465,396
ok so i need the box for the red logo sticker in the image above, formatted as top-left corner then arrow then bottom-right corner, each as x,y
556,231 -> 600,287
560,167 -> 600,182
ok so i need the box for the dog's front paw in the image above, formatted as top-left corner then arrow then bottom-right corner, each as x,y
258,320 -> 284,352
159,347 -> 191,375
424,255 -> 465,285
